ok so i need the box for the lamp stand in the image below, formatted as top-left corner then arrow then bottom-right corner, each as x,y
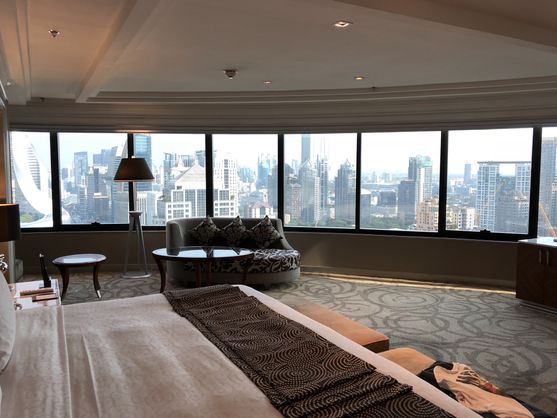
122,211 -> 151,278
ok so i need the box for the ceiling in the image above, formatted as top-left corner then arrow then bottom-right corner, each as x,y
2,0 -> 557,106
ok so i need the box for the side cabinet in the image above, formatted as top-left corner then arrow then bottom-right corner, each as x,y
516,239 -> 557,309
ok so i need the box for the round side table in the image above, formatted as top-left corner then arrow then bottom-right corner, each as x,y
52,253 -> 107,299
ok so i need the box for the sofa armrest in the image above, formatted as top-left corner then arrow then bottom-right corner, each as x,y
166,221 -> 185,249
273,218 -> 295,250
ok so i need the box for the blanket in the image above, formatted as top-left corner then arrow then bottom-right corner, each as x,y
165,285 -> 453,418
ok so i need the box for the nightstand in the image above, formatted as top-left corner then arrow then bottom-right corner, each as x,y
9,279 -> 61,310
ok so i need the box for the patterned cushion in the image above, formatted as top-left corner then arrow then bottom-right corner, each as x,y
222,216 -> 248,247
182,249 -> 300,274
191,216 -> 220,245
248,216 -> 282,248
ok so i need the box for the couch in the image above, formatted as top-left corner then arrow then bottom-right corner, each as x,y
165,217 -> 300,288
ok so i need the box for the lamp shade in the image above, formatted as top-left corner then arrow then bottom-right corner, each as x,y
0,204 -> 21,242
113,157 -> 154,182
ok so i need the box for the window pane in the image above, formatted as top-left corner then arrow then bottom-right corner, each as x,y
447,128 -> 532,234
539,127 -> 557,237
284,133 -> 357,228
212,134 -> 278,218
10,131 -> 53,228
58,133 -> 128,224
360,132 -> 441,231
138,133 -> 206,225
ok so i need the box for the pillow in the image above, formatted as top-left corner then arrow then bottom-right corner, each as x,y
222,216 -> 248,247
249,216 -> 282,248
0,275 -> 16,372
191,216 -> 220,246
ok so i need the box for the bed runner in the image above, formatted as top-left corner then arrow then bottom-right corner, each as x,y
165,285 -> 452,418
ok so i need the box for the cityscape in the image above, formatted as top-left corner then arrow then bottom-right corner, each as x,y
9,130 -> 557,236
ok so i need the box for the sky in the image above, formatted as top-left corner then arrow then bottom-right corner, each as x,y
12,127 -> 554,178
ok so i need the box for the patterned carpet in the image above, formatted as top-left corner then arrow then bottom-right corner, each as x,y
21,271 -> 557,415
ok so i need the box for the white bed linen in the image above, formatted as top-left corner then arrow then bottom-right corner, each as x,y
0,286 -> 480,418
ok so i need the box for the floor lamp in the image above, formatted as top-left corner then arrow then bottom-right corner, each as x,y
114,157 -> 154,278
0,204 -> 21,279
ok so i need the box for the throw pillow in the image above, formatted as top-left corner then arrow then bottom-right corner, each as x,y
222,216 -> 248,247
0,275 -> 16,372
191,216 -> 220,245
249,215 -> 282,248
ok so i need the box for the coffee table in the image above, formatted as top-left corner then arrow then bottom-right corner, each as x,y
52,253 -> 107,299
152,246 -> 255,290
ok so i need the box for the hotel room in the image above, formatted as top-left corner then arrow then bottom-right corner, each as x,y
1,0 -> 557,416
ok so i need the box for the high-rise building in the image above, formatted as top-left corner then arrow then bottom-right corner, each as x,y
301,134 -> 311,164
409,155 -> 433,211
299,161 -> 321,225
213,153 -> 239,216
73,151 -> 88,188
334,160 -> 356,225
539,137 -> 557,236
464,163 -> 472,186
476,161 -> 530,233
316,158 -> 329,222
165,162 -> 207,221
134,134 -> 153,192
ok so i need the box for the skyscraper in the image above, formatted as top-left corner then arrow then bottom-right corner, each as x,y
334,160 -> 356,225
73,151 -> 88,188
299,161 -> 320,225
464,163 -> 472,186
539,137 -> 557,235
134,134 -> 153,192
301,134 -> 311,164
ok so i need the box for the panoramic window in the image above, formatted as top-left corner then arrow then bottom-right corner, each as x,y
284,133 -> 357,228
539,127 -> 557,237
447,128 -> 533,234
58,133 -> 128,225
212,134 -> 278,218
9,131 -> 53,228
137,133 -> 206,226
360,132 -> 441,232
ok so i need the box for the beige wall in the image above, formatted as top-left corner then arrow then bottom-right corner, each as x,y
15,230 -> 517,289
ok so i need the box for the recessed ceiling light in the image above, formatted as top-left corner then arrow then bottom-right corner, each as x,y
263,80 -> 272,85
48,29 -> 61,38
334,20 -> 352,28
354,76 -> 365,81
5,80 -> 13,86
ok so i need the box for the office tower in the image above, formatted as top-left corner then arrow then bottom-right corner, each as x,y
316,158 -> 329,222
257,154 -> 276,189
134,134 -> 153,192
408,155 -> 433,209
539,138 -> 557,235
74,151 -> 88,187
334,160 -> 356,225
268,165 -> 278,212
476,161 -> 530,233
299,161 -> 321,225
416,199 -> 438,231
464,163 -> 472,186
360,189 -> 372,226
213,153 -> 239,216
476,162 -> 500,231
398,180 -> 416,226
301,134 -> 311,164
165,163 -> 207,220
195,150 -> 206,167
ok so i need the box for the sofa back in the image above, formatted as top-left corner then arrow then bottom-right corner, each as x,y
166,217 -> 292,250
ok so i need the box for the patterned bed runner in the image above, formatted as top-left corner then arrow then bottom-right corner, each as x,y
165,285 -> 453,418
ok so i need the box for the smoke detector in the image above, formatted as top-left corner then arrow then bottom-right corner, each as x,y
48,29 -> 61,38
223,69 -> 238,79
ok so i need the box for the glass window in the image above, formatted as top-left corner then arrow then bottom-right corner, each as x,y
447,128 -> 533,234
360,132 -> 441,232
284,133 -> 357,228
539,127 -> 557,237
212,134 -> 278,219
58,133 -> 128,224
9,131 -> 53,228
136,133 -> 206,226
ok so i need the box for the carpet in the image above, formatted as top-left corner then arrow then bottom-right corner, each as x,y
20,271 -> 557,415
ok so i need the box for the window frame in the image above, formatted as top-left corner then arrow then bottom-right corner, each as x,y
9,127 -> 543,242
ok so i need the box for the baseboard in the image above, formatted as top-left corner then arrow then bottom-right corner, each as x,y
301,265 -> 515,291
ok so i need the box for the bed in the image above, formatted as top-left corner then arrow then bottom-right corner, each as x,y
0,276 -> 480,417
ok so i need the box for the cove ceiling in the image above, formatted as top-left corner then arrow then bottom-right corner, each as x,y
1,0 -> 557,106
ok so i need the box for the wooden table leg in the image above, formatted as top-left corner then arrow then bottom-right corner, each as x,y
193,261 -> 201,287
153,255 -> 166,293
56,266 -> 70,299
92,263 -> 102,298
